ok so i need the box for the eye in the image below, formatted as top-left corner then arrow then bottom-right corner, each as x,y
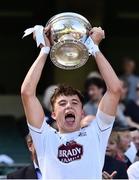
59,102 -> 66,106
72,101 -> 78,105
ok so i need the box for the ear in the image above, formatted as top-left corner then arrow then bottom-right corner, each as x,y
27,142 -> 32,152
28,146 -> 32,152
100,88 -> 104,94
51,111 -> 56,120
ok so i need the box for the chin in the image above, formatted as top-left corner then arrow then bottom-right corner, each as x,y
65,125 -> 79,133
106,151 -> 111,156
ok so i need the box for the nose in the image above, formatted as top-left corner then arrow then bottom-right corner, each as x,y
106,144 -> 110,149
66,101 -> 72,108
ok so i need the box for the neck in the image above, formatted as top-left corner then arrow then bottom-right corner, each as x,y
59,128 -> 80,134
117,150 -> 125,160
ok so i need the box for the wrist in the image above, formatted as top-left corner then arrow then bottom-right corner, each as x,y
85,37 -> 100,57
40,46 -> 50,55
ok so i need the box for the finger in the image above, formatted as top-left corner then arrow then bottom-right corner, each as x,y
33,32 -> 36,40
103,171 -> 111,178
98,26 -> 102,30
91,27 -> 98,31
102,30 -> 105,39
89,27 -> 98,34
110,171 -> 117,178
92,27 -> 102,31
103,171 -> 111,176
89,27 -> 104,35
44,24 -> 51,31
102,172 -> 109,179
102,174 -> 108,179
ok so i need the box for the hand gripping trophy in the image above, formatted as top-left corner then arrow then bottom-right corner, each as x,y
23,12 -> 101,70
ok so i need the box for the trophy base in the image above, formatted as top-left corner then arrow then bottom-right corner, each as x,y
50,40 -> 89,70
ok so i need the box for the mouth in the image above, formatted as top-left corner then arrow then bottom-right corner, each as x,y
106,149 -> 111,155
106,148 -> 110,153
65,112 -> 75,125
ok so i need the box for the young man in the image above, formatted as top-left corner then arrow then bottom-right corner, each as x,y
21,26 -> 122,179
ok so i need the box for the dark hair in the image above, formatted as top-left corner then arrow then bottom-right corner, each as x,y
84,77 -> 105,91
50,84 -> 84,110
123,57 -> 135,64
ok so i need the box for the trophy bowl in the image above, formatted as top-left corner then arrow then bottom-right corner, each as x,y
46,12 -> 92,70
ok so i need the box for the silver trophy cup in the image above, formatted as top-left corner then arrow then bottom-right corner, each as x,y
46,12 -> 92,70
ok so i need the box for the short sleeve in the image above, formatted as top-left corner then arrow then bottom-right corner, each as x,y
96,109 -> 115,131
28,117 -> 56,157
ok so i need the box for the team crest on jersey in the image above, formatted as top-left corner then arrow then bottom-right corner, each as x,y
57,141 -> 83,163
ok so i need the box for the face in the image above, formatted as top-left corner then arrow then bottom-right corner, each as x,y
106,139 -> 118,157
120,81 -> 128,100
123,61 -> 135,74
131,130 -> 139,150
87,84 -> 103,102
52,95 -> 84,133
118,131 -> 131,152
27,139 -> 38,166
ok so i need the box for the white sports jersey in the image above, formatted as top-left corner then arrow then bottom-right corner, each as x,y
28,109 -> 114,179
127,161 -> 139,179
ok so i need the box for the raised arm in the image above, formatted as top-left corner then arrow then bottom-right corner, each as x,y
90,27 -> 122,116
21,26 -> 51,128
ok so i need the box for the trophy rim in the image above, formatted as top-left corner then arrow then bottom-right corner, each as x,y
46,12 -> 92,29
50,39 -> 89,70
